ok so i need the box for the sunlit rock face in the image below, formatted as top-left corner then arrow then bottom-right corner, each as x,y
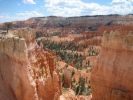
91,31 -> 133,100
0,28 -> 61,100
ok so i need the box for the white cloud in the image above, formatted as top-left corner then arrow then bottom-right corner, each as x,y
11,11 -> 43,21
0,11 -> 43,22
112,0 -> 128,4
16,11 -> 43,18
23,0 -> 36,4
45,0 -> 87,16
44,0 -> 133,16
0,16 -> 6,19
128,0 -> 133,2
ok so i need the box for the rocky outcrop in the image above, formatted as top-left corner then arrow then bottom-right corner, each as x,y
1,15 -> 133,35
14,15 -> 133,29
91,31 -> 133,100
0,28 -> 61,100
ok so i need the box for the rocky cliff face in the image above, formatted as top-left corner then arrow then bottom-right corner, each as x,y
1,15 -> 133,35
91,30 -> 133,100
0,28 -> 61,100
16,15 -> 133,28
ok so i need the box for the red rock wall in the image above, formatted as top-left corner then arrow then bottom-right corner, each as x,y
0,28 -> 61,100
91,31 -> 133,100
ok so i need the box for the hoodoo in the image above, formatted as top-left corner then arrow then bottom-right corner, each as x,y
0,28 -> 61,100
91,31 -> 133,100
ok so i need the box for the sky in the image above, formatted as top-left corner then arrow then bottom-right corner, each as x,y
0,0 -> 133,22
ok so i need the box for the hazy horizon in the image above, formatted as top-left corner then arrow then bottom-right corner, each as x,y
0,0 -> 133,22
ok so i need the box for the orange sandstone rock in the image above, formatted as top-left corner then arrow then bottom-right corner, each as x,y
0,28 -> 61,100
91,31 -> 133,100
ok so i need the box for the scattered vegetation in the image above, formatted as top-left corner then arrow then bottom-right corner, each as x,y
72,77 -> 91,96
42,40 -> 91,69
38,37 -> 99,96
4,22 -> 13,33
43,40 -> 87,51
40,39 -> 99,70
88,47 -> 99,56
51,32 -> 61,36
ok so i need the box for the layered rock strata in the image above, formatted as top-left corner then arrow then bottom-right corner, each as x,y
0,28 -> 61,100
91,31 -> 133,100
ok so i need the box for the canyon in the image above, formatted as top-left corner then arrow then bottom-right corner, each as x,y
0,15 -> 133,100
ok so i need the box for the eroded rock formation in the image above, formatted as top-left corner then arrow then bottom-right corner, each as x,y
0,28 -> 61,100
91,30 -> 133,100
